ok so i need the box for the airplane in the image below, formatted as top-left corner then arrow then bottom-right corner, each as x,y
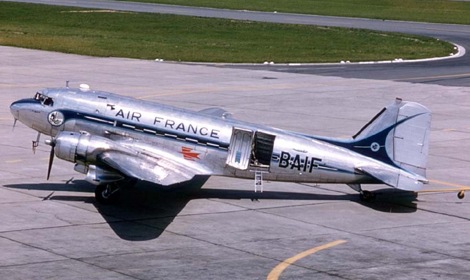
10,83 -> 432,204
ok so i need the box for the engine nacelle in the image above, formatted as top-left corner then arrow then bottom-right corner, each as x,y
74,164 -> 124,185
54,131 -> 121,165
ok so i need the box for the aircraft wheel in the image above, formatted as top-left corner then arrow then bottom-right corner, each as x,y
95,183 -> 121,204
458,190 -> 465,199
360,190 -> 376,202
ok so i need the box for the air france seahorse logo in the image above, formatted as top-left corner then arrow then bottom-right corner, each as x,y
48,111 -> 65,126
370,142 -> 380,152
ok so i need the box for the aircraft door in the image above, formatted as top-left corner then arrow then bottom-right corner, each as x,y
226,127 -> 254,170
252,131 -> 276,169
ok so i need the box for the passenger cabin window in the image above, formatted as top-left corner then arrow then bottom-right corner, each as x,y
34,92 -> 54,106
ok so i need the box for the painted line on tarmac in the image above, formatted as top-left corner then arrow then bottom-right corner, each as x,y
429,179 -> 470,189
5,159 -> 22,164
4,157 -> 49,164
267,239 -> 347,280
396,72 -> 470,82
136,83 -> 300,99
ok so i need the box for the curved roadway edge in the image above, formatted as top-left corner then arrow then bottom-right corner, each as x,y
3,0 -> 469,65
174,44 -> 465,67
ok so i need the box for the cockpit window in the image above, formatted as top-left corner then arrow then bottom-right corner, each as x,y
34,92 -> 54,106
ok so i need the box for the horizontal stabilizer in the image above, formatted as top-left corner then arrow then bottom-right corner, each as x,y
356,165 -> 428,191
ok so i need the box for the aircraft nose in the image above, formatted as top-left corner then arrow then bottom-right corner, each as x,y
10,100 -> 21,119
10,98 -> 34,119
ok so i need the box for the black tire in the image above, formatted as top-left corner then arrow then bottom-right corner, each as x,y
95,184 -> 121,204
360,190 -> 376,202
458,190 -> 465,199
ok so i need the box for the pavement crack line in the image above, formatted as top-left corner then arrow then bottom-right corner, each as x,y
133,222 -> 353,279
0,235 -> 143,280
254,206 -> 470,264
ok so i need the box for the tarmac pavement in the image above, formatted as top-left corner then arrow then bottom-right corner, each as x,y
1,46 -> 470,279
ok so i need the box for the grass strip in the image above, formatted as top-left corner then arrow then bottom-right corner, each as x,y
0,2 -> 456,63
127,0 -> 470,25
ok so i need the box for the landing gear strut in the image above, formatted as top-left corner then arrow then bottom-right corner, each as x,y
347,183 -> 376,202
95,183 -> 121,204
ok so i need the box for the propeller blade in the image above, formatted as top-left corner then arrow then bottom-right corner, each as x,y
45,139 -> 55,180
47,145 -> 54,180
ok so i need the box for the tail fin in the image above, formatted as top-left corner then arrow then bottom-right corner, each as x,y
351,98 -> 431,179
307,98 -> 431,190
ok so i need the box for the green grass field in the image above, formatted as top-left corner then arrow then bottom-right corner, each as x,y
0,2 -> 457,63
128,0 -> 470,25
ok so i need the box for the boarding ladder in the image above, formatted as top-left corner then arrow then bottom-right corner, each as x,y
254,170 -> 264,193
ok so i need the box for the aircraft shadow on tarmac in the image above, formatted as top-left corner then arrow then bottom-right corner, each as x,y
4,179 -> 417,241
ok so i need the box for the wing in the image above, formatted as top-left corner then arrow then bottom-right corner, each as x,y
97,147 -> 211,186
52,131 -> 212,186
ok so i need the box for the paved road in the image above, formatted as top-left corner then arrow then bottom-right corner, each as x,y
4,0 -> 470,86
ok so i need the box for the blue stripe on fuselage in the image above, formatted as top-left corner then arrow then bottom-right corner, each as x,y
60,109 -> 229,149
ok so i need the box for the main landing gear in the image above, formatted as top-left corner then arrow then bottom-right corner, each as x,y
347,183 -> 376,202
95,183 -> 121,204
360,190 -> 376,202
94,178 -> 138,204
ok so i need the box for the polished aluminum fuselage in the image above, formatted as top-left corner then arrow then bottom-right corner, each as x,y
11,87 -> 380,185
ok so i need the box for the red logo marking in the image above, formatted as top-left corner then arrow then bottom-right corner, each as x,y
180,147 -> 200,161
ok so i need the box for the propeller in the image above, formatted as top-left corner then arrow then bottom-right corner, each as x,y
45,138 -> 56,180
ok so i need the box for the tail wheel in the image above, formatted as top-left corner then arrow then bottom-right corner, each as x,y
458,190 -> 465,199
95,183 -> 121,204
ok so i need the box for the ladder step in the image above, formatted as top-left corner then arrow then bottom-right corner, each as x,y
254,171 -> 263,192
